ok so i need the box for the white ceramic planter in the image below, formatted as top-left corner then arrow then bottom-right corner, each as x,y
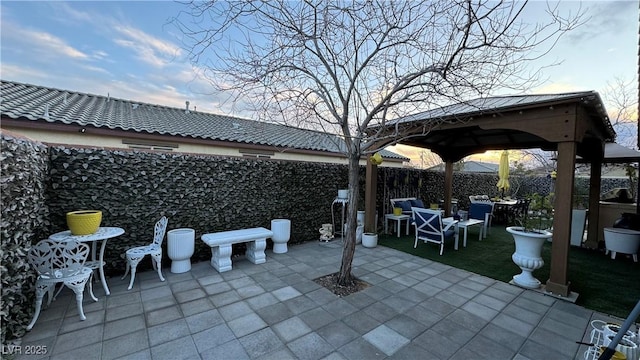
167,228 -> 195,273
570,209 -> 587,247
362,233 -> 378,248
338,189 -> 349,199
604,227 -> 640,261
271,219 -> 291,254
506,226 -> 552,289
604,334 -> 638,360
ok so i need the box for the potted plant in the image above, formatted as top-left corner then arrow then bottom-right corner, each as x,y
506,193 -> 553,289
518,193 -> 554,232
362,232 -> 378,248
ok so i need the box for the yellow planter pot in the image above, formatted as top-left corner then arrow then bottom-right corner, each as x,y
67,210 -> 102,235
393,207 -> 403,216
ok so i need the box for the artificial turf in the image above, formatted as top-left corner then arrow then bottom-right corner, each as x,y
378,225 -> 639,319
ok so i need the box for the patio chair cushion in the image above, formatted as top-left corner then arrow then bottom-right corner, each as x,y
469,203 -> 493,220
410,199 -> 425,208
396,200 -> 412,212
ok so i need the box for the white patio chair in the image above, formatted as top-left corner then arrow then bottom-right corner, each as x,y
412,207 -> 458,256
122,216 -> 168,290
26,239 -> 96,331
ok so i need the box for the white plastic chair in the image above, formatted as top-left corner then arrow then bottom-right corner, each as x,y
122,216 -> 168,290
412,207 -> 458,255
26,239 -> 97,331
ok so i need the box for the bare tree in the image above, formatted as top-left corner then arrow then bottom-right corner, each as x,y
173,0 -> 583,286
419,150 -> 443,169
603,76 -> 639,149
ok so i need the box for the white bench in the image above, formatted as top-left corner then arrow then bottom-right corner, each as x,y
201,227 -> 274,272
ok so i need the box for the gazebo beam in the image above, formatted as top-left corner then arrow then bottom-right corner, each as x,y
364,159 -> 377,233
545,141 -> 577,297
443,161 -> 454,216
585,160 -> 602,249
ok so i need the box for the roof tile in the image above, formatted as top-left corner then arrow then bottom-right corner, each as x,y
0,80 -> 408,161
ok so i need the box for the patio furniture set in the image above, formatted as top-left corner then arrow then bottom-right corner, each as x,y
386,196 -> 494,255
25,215 -> 292,331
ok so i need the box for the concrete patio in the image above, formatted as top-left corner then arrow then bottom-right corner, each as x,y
15,239 -> 623,360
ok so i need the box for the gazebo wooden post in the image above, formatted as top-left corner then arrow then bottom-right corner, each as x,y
443,161 -> 454,216
364,159 -> 378,233
585,160 -> 602,249
545,141 -> 577,297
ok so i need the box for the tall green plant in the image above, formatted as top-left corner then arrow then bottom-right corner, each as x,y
515,193 -> 554,233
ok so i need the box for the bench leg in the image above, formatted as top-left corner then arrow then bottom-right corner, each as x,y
211,245 -> 233,272
246,238 -> 266,264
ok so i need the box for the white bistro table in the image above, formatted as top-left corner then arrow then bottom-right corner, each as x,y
49,227 -> 125,296
384,214 -> 411,238
442,217 -> 484,247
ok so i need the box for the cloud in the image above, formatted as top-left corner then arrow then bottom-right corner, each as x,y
51,2 -> 93,24
532,82 -> 585,94
113,25 -> 182,68
564,1 -> 637,44
2,22 -> 89,60
80,65 -> 111,75
0,63 -> 51,83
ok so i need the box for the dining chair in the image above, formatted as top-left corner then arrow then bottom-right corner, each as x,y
122,216 -> 168,290
508,199 -> 531,225
469,202 -> 494,238
26,239 -> 96,331
412,207 -> 458,255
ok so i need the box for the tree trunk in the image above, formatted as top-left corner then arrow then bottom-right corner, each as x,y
336,155 -> 361,286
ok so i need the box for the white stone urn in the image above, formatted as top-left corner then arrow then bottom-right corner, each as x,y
338,189 -> 349,199
506,226 -> 552,289
271,219 -> 291,254
167,228 -> 195,273
362,233 -> 378,248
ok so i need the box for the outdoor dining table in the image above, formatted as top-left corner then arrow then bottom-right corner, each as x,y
49,227 -> 125,296
492,199 -> 518,224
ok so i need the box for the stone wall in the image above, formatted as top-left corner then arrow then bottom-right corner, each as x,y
0,132 -> 49,343
46,146 -> 352,274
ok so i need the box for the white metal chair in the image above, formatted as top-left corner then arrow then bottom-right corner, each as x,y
122,216 -> 168,290
412,207 -> 458,255
26,239 -> 97,331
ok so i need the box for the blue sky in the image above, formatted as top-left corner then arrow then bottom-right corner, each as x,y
1,1 -> 638,162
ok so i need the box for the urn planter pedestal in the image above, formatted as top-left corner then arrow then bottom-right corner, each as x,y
167,228 -> 195,274
506,226 -> 552,289
271,219 -> 291,254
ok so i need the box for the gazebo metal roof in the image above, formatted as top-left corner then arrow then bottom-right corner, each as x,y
368,92 -> 616,163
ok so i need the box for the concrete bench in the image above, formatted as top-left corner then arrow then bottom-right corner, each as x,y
201,227 -> 273,272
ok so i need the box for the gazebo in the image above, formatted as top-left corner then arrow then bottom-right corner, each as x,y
364,91 -> 621,298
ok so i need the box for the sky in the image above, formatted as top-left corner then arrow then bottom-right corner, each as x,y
1,1 -> 638,165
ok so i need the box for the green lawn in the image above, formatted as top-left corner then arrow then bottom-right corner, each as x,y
378,225 -> 639,319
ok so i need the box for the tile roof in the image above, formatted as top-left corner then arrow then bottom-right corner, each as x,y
0,80 -> 408,161
428,160 -> 499,173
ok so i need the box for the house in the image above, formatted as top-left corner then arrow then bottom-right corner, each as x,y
427,160 -> 499,173
0,80 -> 408,167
